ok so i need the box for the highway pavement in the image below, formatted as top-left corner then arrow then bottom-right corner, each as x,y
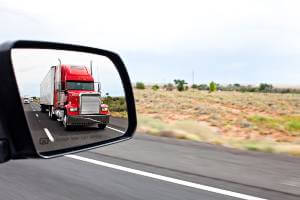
0,102 -> 299,199
23,102 -> 127,154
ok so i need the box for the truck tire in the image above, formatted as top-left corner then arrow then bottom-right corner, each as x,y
63,114 -> 73,131
98,124 -> 107,129
41,105 -> 46,113
48,106 -> 57,120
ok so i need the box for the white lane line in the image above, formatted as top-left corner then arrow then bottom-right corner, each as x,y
35,114 -> 39,118
66,155 -> 267,200
106,126 -> 125,134
43,128 -> 55,142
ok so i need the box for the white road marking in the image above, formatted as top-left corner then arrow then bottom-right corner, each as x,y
107,126 -> 125,134
66,155 -> 267,200
282,179 -> 300,187
43,128 -> 55,142
35,114 -> 39,118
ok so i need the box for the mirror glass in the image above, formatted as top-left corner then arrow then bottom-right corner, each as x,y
11,49 -> 128,156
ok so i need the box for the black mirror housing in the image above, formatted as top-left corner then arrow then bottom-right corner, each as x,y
0,40 -> 137,162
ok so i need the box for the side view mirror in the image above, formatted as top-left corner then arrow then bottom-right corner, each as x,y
0,40 -> 137,163
98,82 -> 101,93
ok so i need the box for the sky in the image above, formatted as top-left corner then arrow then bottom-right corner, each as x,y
1,0 -> 300,87
12,49 -> 125,97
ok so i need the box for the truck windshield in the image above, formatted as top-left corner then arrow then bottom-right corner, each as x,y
66,82 -> 94,90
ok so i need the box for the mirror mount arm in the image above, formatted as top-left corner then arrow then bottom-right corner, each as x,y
0,118 -> 11,163
0,140 -> 10,163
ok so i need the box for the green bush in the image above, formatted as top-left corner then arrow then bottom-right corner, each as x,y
152,84 -> 159,91
209,81 -> 217,92
136,82 -> 145,89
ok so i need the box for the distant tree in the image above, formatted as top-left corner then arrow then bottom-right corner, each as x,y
185,85 -> 189,91
164,83 -> 175,91
234,83 -> 241,87
152,84 -> 159,91
259,83 -> 273,92
191,84 -> 198,89
136,82 -> 145,89
174,79 -> 188,91
198,84 -> 209,91
209,81 -> 217,92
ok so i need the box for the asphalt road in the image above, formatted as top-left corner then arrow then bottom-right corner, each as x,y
0,102 -> 299,199
23,102 -> 127,154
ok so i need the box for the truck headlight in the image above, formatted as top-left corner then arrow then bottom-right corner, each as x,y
102,107 -> 108,111
101,104 -> 109,111
70,107 -> 78,112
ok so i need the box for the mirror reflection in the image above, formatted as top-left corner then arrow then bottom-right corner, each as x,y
12,49 -> 128,155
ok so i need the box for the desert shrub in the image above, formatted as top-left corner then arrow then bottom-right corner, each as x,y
164,83 -> 175,91
209,81 -> 217,92
152,84 -> 159,91
286,120 -> 300,131
221,84 -> 260,93
174,79 -> 188,91
185,86 -> 189,90
239,85 -> 257,93
136,82 -> 145,89
102,96 -> 126,112
259,83 -> 273,92
191,84 -> 198,89
198,84 -> 209,91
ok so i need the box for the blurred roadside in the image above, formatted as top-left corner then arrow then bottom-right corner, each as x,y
134,86 -> 300,156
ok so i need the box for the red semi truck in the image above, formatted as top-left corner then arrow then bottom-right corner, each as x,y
40,64 -> 110,130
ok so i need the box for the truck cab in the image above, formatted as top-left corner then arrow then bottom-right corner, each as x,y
41,64 -> 110,130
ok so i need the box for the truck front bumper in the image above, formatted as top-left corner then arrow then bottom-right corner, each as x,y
67,114 -> 110,126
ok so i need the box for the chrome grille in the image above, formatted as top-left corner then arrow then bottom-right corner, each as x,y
80,94 -> 100,114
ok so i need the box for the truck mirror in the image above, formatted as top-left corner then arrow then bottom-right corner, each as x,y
0,40 -> 136,162
98,83 -> 101,93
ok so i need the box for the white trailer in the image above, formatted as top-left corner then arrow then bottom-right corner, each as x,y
40,66 -> 55,112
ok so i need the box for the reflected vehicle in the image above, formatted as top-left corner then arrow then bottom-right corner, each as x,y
11,48 -> 130,156
40,64 -> 110,130
23,97 -> 30,104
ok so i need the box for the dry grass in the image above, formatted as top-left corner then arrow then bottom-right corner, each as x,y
134,87 -> 300,156
110,111 -> 128,118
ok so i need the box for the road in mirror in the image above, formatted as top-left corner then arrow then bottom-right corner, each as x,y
11,49 -> 128,155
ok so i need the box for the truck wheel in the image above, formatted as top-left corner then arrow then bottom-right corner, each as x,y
98,124 -> 107,130
63,114 -> 73,130
48,106 -> 57,120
